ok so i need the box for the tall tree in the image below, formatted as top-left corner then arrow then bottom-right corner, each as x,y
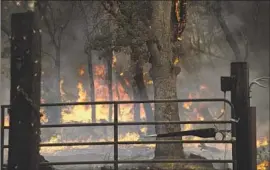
211,1 -> 242,61
146,1 -> 184,159
36,1 -> 75,124
101,1 -> 184,159
105,48 -> 113,122
79,1 -> 97,123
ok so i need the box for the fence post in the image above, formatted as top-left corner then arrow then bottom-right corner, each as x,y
8,11 -> 41,170
1,106 -> 5,170
114,103 -> 119,170
230,62 -> 251,170
248,107 -> 257,170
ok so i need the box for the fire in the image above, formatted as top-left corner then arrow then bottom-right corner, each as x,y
183,123 -> 192,131
61,64 -> 148,123
60,79 -> 65,96
94,65 -> 106,79
147,80 -> 153,85
183,102 -> 192,110
3,99 -> 48,127
61,82 -> 90,123
40,135 -> 90,154
196,113 -> 204,121
175,0 -> 180,22
257,137 -> 269,147
112,55 -> 117,67
40,108 -> 48,124
173,57 -> 180,65
79,67 -> 85,76
183,93 -> 193,110
15,1 -> 21,6
199,84 -> 208,90
257,161 -> 270,170
38,63 -> 156,154
40,132 -> 155,154
4,116 -> 9,127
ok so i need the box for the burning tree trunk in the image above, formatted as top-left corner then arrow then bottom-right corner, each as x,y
147,1 -> 184,159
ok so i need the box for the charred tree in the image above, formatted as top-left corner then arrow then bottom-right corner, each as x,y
130,45 -> 154,134
105,48 -> 113,122
147,1 -> 184,159
80,2 -> 97,123
8,11 -> 41,170
129,46 -> 142,134
85,49 -> 96,123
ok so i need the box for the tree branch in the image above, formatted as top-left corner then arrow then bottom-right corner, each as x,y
211,1 -> 242,61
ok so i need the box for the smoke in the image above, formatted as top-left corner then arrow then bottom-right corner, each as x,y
180,1 -> 269,138
0,1 -> 269,168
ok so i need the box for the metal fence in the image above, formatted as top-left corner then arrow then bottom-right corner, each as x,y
1,98 -> 236,170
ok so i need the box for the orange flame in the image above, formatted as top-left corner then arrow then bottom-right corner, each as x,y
257,137 -> 269,147
78,67 -> 85,76
112,55 -> 117,68
257,161 -> 270,170
183,93 -> 193,110
175,0 -> 180,22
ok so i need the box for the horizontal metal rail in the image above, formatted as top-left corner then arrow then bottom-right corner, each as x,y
3,120 -> 234,129
1,98 -> 234,109
3,140 -> 235,148
2,159 -> 234,166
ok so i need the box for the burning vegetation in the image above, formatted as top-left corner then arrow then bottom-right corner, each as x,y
1,1 -> 269,170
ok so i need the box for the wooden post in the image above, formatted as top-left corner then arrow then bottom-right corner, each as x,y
248,107 -> 257,170
230,62 -> 250,170
8,11 -> 41,170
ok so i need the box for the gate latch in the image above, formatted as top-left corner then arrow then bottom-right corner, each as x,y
220,76 -> 235,92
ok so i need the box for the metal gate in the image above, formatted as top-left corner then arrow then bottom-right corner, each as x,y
1,98 -> 236,170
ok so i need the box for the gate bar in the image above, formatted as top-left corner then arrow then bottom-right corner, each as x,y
1,98 -> 234,107
3,140 -> 235,148
3,159 -> 234,167
3,120 -> 234,129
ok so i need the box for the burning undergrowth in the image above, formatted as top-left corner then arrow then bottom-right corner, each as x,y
2,60 -> 269,170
